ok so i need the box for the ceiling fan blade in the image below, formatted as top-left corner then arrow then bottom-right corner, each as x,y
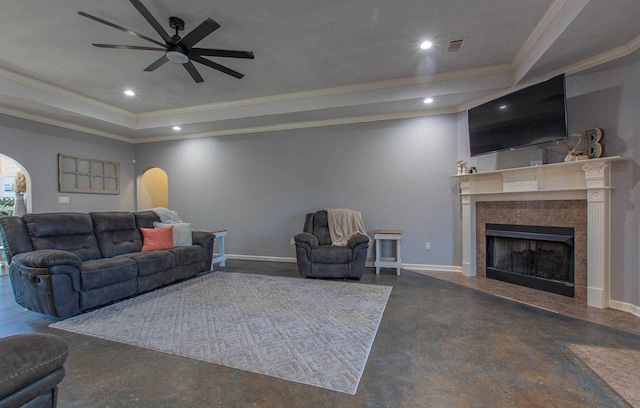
190,48 -> 254,59
93,44 -> 166,51
183,61 -> 204,83
178,18 -> 221,50
129,0 -> 174,45
78,11 -> 166,47
191,56 -> 244,79
144,55 -> 169,71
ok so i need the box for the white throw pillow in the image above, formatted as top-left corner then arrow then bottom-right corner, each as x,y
153,222 -> 193,247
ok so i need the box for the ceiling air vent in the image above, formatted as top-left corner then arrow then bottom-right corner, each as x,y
446,38 -> 465,53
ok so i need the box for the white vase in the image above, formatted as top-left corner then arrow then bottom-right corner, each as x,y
13,192 -> 27,217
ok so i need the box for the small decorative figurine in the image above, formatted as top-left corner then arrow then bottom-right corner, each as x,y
557,133 -> 588,162
457,160 -> 467,175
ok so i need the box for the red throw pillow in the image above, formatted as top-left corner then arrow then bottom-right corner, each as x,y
141,227 -> 175,251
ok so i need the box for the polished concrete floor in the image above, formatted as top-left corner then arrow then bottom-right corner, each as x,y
1,260 -> 639,407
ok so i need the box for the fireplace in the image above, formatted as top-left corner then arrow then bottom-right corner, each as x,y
457,157 -> 623,308
486,224 -> 575,297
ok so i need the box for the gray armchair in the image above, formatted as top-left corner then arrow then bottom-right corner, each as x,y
294,210 -> 369,278
0,333 -> 68,408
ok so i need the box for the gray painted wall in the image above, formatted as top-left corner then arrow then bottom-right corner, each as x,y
135,116 -> 460,267
0,114 -> 136,212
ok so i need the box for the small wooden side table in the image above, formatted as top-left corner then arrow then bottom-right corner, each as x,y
202,229 -> 227,269
374,230 -> 402,275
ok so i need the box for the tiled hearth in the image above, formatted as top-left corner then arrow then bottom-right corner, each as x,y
475,200 -> 587,302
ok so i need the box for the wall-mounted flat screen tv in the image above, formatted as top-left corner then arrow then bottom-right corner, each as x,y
467,74 -> 568,157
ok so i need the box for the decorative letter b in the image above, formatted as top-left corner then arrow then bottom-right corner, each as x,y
585,128 -> 604,158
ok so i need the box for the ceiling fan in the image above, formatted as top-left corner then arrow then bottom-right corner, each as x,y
78,0 -> 254,83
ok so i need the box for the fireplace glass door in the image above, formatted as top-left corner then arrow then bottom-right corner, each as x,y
486,224 -> 574,297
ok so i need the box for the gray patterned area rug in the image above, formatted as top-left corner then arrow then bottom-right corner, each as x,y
51,272 -> 392,394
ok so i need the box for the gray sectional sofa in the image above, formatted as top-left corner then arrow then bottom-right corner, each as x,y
0,211 -> 215,318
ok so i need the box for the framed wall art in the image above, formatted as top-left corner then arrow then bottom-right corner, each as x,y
58,154 -> 120,194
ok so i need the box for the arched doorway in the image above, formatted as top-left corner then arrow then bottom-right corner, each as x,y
0,154 -> 31,214
0,154 -> 31,276
137,167 -> 169,210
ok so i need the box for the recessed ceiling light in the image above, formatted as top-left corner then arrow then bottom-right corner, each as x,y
420,40 -> 433,50
499,105 -> 507,110
124,89 -> 135,96
423,98 -> 434,104
172,126 -> 181,131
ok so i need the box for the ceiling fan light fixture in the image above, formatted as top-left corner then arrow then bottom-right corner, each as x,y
166,49 -> 189,64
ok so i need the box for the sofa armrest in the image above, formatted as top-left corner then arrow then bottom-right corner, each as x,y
0,333 -> 68,406
295,233 -> 318,249
192,231 -> 216,269
12,250 -> 82,292
347,233 -> 369,249
192,230 -> 215,247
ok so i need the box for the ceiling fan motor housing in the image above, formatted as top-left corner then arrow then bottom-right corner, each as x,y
169,16 -> 185,32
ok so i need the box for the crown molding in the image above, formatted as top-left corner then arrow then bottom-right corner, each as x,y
133,107 -> 458,144
512,0 -> 566,68
627,33 -> 640,53
137,64 -> 512,120
458,34 -> 640,113
562,45 -> 634,75
0,67 -> 135,120
0,105 -> 133,143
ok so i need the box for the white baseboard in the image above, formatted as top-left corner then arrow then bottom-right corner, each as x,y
227,255 -> 462,274
226,254 -> 297,263
608,299 -> 640,317
363,261 -> 462,273
402,263 -> 464,273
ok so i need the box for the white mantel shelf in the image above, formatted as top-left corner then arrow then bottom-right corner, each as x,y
455,156 -> 628,310
452,156 -> 627,201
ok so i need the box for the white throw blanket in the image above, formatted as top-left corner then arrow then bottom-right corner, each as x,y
148,207 -> 183,223
325,208 -> 367,247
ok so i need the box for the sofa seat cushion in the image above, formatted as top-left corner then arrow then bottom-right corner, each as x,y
118,251 -> 175,276
169,246 -> 205,266
81,258 -> 138,290
310,245 -> 352,264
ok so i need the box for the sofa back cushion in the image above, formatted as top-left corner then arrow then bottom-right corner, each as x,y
0,216 -> 34,262
23,213 -> 101,261
90,212 -> 143,258
133,211 -> 161,229
312,210 -> 332,246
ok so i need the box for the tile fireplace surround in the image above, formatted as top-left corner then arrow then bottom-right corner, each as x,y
455,156 -> 626,309
476,200 -> 587,301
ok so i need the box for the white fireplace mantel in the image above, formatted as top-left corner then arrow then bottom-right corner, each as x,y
453,156 -> 627,309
